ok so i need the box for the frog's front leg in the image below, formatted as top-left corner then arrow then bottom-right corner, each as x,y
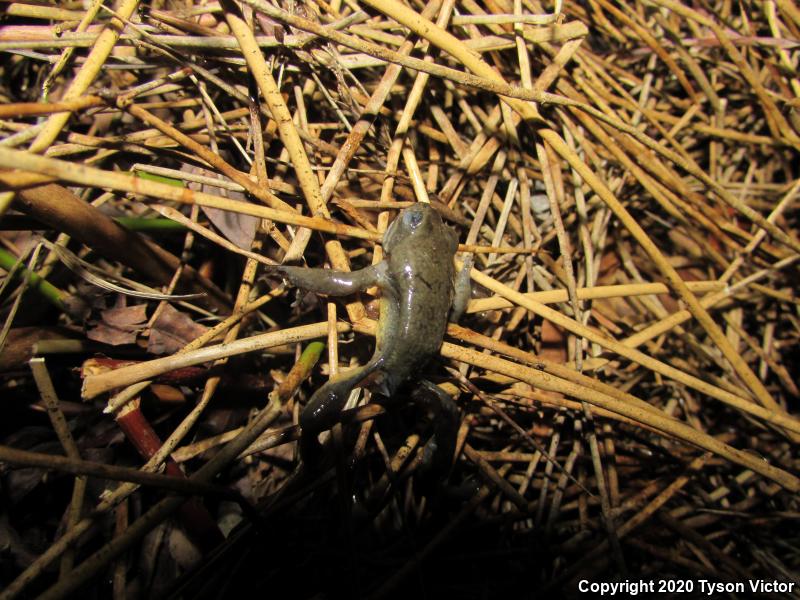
450,255 -> 473,323
273,261 -> 391,463
274,262 -> 389,296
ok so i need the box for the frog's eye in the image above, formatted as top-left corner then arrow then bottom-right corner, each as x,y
403,210 -> 424,228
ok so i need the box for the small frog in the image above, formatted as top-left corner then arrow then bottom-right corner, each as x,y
273,203 -> 471,471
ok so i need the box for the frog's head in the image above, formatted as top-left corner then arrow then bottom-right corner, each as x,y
383,203 -> 457,253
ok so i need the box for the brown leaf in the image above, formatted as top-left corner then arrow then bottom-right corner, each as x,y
167,526 -> 203,570
147,304 -> 208,355
87,304 -> 148,346
101,304 -> 148,328
0,514 -> 37,568
86,322 -> 138,346
185,166 -> 258,249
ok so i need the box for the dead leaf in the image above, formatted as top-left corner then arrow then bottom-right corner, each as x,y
147,304 -> 208,355
184,165 -> 258,249
102,304 -> 148,328
168,525 -> 203,570
0,514 -> 37,568
3,440 -> 62,505
202,205 -> 259,251
87,304 -> 148,346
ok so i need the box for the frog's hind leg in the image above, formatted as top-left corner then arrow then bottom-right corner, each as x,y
299,358 -> 382,463
411,380 -> 460,479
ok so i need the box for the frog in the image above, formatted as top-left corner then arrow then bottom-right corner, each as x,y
272,202 -> 471,474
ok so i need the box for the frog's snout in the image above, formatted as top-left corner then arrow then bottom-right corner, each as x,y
403,208 -> 424,228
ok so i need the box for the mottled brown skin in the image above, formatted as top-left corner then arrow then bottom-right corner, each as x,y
274,203 -> 470,464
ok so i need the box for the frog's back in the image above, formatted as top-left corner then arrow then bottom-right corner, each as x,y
380,230 -> 456,383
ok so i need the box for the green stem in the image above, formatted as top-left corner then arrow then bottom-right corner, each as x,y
0,248 -> 66,311
0,215 -> 186,233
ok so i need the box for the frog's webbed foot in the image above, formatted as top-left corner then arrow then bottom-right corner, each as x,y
450,255 -> 473,323
411,380 -> 460,481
